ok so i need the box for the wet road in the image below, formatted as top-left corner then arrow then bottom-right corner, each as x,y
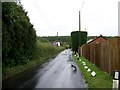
3,49 -> 86,88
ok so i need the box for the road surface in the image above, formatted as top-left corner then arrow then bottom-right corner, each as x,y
3,49 -> 86,88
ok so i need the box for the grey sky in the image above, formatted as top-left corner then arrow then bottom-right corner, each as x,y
21,0 -> 119,36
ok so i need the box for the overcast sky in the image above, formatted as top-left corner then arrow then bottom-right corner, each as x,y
21,0 -> 119,36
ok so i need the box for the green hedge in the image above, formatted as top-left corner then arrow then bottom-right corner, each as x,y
2,2 -> 36,67
71,31 -> 87,52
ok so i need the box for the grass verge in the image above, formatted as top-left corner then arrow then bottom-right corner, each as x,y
74,55 -> 113,88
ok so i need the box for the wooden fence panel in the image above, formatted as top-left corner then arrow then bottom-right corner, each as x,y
95,43 -> 100,67
86,44 -> 90,60
79,37 -> 120,75
109,38 -> 117,74
118,37 -> 120,71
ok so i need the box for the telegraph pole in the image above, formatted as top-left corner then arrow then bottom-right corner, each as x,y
57,32 -> 58,37
78,11 -> 81,56
79,11 -> 81,32
78,0 -> 85,56
57,32 -> 58,41
79,11 -> 81,46
79,0 -> 85,46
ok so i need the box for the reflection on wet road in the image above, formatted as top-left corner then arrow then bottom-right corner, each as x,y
3,49 -> 86,88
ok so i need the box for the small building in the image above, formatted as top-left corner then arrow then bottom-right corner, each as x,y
87,34 -> 107,44
53,42 -> 61,46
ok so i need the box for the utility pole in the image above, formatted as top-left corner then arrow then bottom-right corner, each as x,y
79,11 -> 81,46
79,0 -> 85,45
79,11 -> 81,32
78,0 -> 85,56
78,11 -> 81,56
57,32 -> 58,37
57,32 -> 58,42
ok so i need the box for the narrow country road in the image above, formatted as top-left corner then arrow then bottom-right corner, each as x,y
3,49 -> 86,88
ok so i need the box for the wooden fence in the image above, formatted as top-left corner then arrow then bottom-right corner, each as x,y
78,37 -> 120,75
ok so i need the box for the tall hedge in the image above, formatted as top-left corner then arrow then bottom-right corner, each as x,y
71,31 -> 87,52
2,2 -> 36,66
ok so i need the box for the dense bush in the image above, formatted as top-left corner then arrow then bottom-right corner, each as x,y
71,31 -> 87,52
38,36 -> 71,48
33,40 -> 64,60
2,2 -> 36,67
2,2 -> 65,79
2,39 -> 64,79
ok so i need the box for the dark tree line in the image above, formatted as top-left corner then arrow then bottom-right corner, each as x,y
2,2 -> 36,67
38,36 -> 71,46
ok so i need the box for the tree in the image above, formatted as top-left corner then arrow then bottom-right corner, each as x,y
2,2 -> 36,66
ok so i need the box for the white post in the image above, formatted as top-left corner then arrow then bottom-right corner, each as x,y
112,71 -> 120,90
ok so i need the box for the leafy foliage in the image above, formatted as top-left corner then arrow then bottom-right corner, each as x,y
71,31 -> 87,52
2,2 -> 65,79
87,36 -> 114,41
2,2 -> 36,66
38,36 -> 71,48
3,40 -> 64,79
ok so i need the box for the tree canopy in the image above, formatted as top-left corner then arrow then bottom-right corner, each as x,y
2,2 -> 36,66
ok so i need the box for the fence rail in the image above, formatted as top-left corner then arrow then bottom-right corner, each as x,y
79,37 -> 120,75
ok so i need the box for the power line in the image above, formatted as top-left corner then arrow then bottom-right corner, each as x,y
32,0 -> 55,32
81,0 -> 86,12
79,0 -> 86,31
79,0 -> 86,47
